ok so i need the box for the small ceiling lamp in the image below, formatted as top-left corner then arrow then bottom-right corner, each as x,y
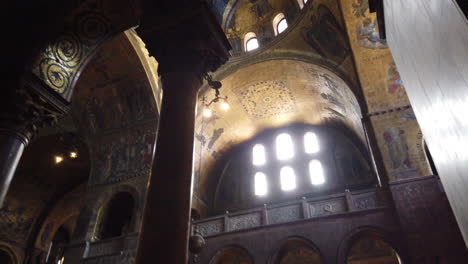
220,101 -> 230,111
70,151 -> 78,159
202,108 -> 213,118
55,155 -> 64,164
202,74 -> 229,118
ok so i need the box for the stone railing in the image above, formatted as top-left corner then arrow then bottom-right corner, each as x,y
194,188 -> 389,237
64,233 -> 138,264
83,234 -> 138,259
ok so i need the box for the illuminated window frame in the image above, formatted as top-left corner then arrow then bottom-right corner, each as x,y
254,172 -> 268,196
297,0 -> 305,9
273,13 -> 288,36
251,129 -> 326,197
244,32 -> 259,52
276,133 -> 295,161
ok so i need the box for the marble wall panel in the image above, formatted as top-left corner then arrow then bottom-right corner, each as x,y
384,0 -> 468,245
268,204 -> 303,224
229,213 -> 262,231
198,219 -> 224,237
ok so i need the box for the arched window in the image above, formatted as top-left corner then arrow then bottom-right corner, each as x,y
280,166 -> 297,191
100,192 -> 135,239
347,235 -> 402,264
244,32 -> 259,52
297,0 -> 308,9
273,13 -> 288,36
251,129 -> 327,196
253,144 -> 266,166
255,172 -> 268,196
276,133 -> 294,160
277,238 -> 323,264
309,160 -> 325,185
304,132 -> 319,153
214,125 -> 375,212
209,247 -> 254,264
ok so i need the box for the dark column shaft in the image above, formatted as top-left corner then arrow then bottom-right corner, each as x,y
0,130 -> 27,206
136,71 -> 202,264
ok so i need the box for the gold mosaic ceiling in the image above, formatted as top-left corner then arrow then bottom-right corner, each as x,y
195,59 -> 364,191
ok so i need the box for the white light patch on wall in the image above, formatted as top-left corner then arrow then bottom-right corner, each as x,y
309,160 -> 325,185
304,132 -> 319,154
276,133 -> 294,160
254,172 -> 268,196
252,144 -> 266,166
280,166 -> 296,191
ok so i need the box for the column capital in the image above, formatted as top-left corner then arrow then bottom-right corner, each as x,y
0,74 -> 70,142
136,1 -> 231,85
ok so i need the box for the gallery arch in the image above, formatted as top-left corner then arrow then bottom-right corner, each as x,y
98,192 -> 136,239
0,247 -> 14,264
209,247 -> 253,264
274,238 -> 322,264
346,233 -> 402,264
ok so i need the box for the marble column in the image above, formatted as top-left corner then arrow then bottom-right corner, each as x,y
0,129 -> 28,205
135,3 -> 230,264
0,78 -> 66,206
135,71 -> 201,263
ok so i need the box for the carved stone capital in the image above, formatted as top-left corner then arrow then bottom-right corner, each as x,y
136,2 -> 231,85
0,74 -> 70,141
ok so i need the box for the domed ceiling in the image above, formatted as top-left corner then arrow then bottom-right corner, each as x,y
194,59 -> 365,204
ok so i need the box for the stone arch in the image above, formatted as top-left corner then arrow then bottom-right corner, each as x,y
97,191 -> 136,239
0,246 -> 17,264
72,32 -> 159,185
337,226 -> 406,264
31,0 -> 141,101
209,246 -> 254,264
269,236 -> 323,264
94,185 -> 140,240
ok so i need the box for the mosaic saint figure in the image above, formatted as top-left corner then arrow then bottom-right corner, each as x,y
383,127 -> 412,170
356,18 -> 388,49
387,63 -> 406,99
352,0 -> 369,18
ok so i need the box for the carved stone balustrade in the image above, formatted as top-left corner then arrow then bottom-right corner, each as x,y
63,234 -> 138,264
194,187 -> 389,237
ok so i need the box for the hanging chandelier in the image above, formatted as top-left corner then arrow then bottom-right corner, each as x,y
202,74 -> 229,118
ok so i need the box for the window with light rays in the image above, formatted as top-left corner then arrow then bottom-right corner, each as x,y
244,32 -> 259,52
246,37 -> 259,51
273,13 -> 288,36
277,18 -> 288,34
254,172 -> 268,196
252,144 -> 266,166
276,133 -> 294,160
280,166 -> 297,191
309,160 -> 325,185
304,132 -> 320,154
250,127 -> 330,198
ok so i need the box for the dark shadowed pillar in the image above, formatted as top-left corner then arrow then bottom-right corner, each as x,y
135,2 -> 230,264
0,129 -> 27,205
0,77 -> 67,207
